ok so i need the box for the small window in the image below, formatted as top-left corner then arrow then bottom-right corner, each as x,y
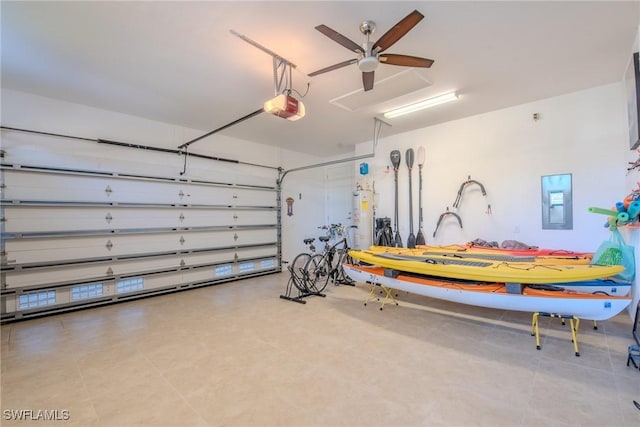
215,265 -> 233,277
71,283 -> 104,301
260,259 -> 275,269
239,262 -> 255,273
116,277 -> 144,294
19,291 -> 56,310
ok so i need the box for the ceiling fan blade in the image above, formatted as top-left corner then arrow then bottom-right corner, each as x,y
372,10 -> 424,53
362,71 -> 375,91
308,58 -> 357,77
315,24 -> 364,53
379,54 -> 434,68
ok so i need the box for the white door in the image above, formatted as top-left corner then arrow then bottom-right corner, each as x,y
325,164 -> 354,244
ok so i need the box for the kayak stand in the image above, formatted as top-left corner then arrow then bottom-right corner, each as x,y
531,312 -> 581,356
364,269 -> 399,310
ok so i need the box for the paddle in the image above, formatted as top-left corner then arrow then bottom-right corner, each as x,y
406,148 -> 416,248
390,150 -> 403,247
415,146 -> 426,245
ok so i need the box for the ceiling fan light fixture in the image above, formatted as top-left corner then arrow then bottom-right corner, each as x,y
263,94 -> 305,121
383,92 -> 458,119
358,56 -> 379,72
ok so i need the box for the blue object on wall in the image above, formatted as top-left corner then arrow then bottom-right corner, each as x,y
359,162 -> 369,175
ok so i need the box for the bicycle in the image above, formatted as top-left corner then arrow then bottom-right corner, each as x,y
280,225 -> 357,303
279,238 -> 327,304
304,224 -> 357,293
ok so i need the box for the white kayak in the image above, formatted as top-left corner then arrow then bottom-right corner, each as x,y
343,263 -> 632,321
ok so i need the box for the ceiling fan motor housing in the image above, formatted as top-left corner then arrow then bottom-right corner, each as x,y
358,56 -> 379,72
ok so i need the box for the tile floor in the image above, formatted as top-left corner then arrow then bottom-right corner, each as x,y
1,272 -> 640,427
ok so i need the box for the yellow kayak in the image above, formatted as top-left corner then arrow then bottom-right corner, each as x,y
367,245 -> 593,265
349,249 -> 624,284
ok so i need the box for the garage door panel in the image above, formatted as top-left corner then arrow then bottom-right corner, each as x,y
180,228 -> 277,249
178,185 -> 276,206
180,209 -> 276,227
4,228 -> 277,266
4,206 -> 277,234
4,169 -> 276,206
4,206 -> 180,233
4,170 -> 114,203
181,256 -> 278,284
4,246 -> 277,288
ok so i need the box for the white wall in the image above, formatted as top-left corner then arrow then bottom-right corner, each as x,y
278,164 -> 326,261
356,82 -> 629,253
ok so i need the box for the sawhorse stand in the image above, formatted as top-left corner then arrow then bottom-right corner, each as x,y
364,280 -> 398,310
531,312 -> 581,356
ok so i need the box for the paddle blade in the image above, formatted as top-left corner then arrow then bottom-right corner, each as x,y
407,233 -> 416,249
417,146 -> 426,166
394,232 -> 403,248
406,148 -> 415,168
390,150 -> 401,170
416,229 -> 426,245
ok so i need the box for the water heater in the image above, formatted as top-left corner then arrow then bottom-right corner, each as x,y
352,188 -> 374,249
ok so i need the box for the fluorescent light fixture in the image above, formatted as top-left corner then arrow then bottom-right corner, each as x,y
383,92 -> 458,119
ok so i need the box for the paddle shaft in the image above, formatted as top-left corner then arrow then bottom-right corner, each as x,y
418,165 -> 423,228
394,167 -> 400,233
390,150 -> 402,247
409,170 -> 415,233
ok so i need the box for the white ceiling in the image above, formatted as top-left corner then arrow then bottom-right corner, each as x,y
2,1 -> 639,157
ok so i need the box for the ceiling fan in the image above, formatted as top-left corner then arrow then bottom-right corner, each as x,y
308,10 -> 434,92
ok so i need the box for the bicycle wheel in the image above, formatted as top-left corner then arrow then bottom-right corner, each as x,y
329,248 -> 344,273
327,239 -> 347,278
305,253 -> 331,293
290,253 -> 311,292
334,247 -> 357,284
